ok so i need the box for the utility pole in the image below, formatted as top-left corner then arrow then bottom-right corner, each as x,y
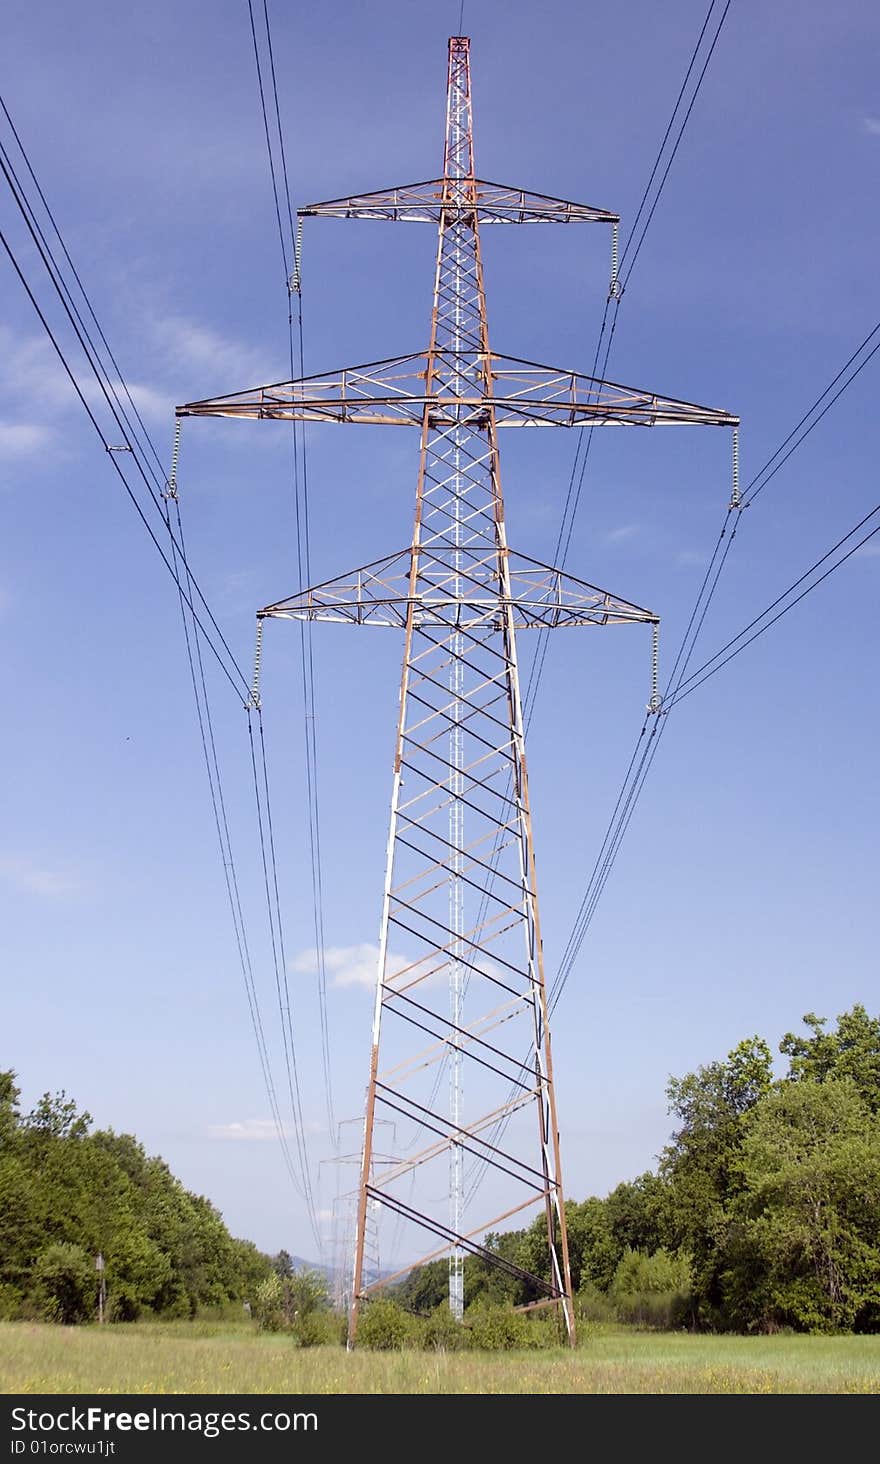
95,1252 -> 106,1325
179,34 -> 737,1347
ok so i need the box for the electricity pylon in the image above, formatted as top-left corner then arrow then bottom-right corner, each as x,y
179,35 -> 737,1347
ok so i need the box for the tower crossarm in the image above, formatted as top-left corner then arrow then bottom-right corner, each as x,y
176,350 -> 738,429
187,32 -> 741,1347
258,548 -> 658,631
299,178 -> 618,226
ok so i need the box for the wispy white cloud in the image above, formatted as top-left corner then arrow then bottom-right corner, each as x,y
208,1119 -> 284,1142
149,314 -> 278,393
290,942 -> 493,992
0,853 -> 84,898
863,116 -> 880,136
99,379 -> 171,423
292,942 -> 389,990
208,1117 -> 321,1141
0,421 -> 55,459
604,524 -> 639,544
676,548 -> 707,567
0,327 -> 171,448
854,540 -> 880,558
0,328 -> 74,412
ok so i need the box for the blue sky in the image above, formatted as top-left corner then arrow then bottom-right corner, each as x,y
2,0 -> 879,1261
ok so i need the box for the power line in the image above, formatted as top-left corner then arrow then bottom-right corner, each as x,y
522,0 -> 734,726
248,707 -> 323,1249
464,5 -> 738,1202
548,312 -> 880,1010
742,322 -> 880,508
617,0 -> 733,294
668,500 -> 880,709
0,94 -> 167,486
0,132 -> 250,703
0,98 -> 321,1218
248,0 -> 336,1138
470,308 -> 880,1197
616,0 -> 721,281
246,0 -> 292,282
164,488 -> 311,1206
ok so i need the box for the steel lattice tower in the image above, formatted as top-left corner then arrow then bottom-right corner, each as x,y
180,35 -> 737,1346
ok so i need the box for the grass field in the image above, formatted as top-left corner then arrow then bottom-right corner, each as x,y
1,1321 -> 879,1394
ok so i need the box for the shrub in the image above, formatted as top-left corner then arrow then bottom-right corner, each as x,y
576,1280 -> 616,1325
292,1310 -> 345,1348
0,1283 -> 23,1321
609,1247 -> 693,1329
107,1282 -> 142,1323
358,1298 -> 420,1349
465,1302 -> 532,1351
424,1301 -> 469,1351
253,1272 -> 284,1332
32,1243 -> 96,1325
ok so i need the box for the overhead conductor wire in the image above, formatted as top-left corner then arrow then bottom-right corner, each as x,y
248,0 -> 337,1144
465,0 -> 736,1203
0,92 -> 323,1239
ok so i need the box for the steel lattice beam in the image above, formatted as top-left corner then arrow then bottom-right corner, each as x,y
299,177 -> 619,225
178,350 -> 738,429
181,34 -> 738,1347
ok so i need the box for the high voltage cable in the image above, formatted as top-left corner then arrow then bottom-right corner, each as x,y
246,0 -> 292,281
463,3 -> 738,1203
0,221 -> 248,704
165,492 -> 312,1209
742,321 -> 880,508
0,136 -> 249,703
667,500 -> 880,709
0,94 -> 167,486
548,318 -> 880,1012
615,0 -> 721,281
248,0 -> 336,1138
0,100 -> 321,1218
616,0 -> 733,294
248,709 -> 323,1248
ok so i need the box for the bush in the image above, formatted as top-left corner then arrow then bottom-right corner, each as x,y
107,1282 -> 142,1323
424,1301 -> 469,1351
358,1298 -> 420,1350
292,1310 -> 346,1348
253,1272 -> 284,1332
32,1244 -> 96,1325
575,1280 -> 616,1325
609,1247 -> 693,1329
465,1302 -> 532,1351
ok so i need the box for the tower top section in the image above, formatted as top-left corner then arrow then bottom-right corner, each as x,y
444,36 -> 474,182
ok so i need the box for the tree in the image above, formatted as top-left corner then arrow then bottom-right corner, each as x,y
25,1091 -> 91,1141
605,1173 -> 670,1257
0,1071 -> 21,1143
272,1249 -> 294,1279
660,1037 -> 773,1321
287,1266 -> 328,1319
720,1079 -> 880,1332
609,1247 -> 693,1328
397,1258 -> 449,1313
565,1198 -> 619,1292
32,1243 -> 96,1324
0,1084 -> 273,1323
780,1006 -> 880,1112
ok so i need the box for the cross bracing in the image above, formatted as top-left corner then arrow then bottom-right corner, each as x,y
177,34 -> 737,1345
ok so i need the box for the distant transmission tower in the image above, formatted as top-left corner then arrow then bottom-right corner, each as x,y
179,35 -> 737,1346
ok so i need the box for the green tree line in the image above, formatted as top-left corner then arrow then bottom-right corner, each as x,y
394,1005 -> 880,1334
3,1003 -> 878,1336
0,1074 -> 271,1323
